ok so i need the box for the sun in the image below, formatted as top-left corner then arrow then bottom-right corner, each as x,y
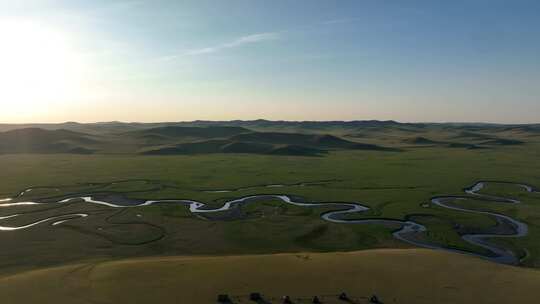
0,18 -> 86,120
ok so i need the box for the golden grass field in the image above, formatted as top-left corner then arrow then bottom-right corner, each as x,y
1,249 -> 539,304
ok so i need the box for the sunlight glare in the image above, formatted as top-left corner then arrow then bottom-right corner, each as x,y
0,19 -> 86,119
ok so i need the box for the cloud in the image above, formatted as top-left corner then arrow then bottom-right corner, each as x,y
322,18 -> 358,25
187,32 -> 280,55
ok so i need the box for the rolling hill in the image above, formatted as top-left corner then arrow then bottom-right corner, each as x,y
0,120 -> 535,155
402,136 -> 440,145
143,131 -> 397,156
128,126 -> 251,140
142,140 -> 327,156
402,134 -> 525,149
0,128 -> 98,154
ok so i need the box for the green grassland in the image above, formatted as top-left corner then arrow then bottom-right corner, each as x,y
0,121 -> 539,279
1,250 -> 540,304
0,145 -> 539,271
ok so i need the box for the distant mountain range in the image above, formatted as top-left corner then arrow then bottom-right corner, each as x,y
0,120 -> 536,155
1,120 -> 539,133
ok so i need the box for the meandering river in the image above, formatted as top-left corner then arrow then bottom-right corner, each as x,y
0,180 -> 536,265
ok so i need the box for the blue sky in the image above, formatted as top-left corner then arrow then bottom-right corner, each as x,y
0,0 -> 539,123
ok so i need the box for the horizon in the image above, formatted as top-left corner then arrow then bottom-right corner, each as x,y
1,118 -> 539,126
1,1 -> 540,124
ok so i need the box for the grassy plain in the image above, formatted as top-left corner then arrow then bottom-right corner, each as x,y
1,249 -> 539,304
1,140 -> 539,273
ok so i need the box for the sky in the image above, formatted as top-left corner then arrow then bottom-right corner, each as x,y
0,0 -> 539,124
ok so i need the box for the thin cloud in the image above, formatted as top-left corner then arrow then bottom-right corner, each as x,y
322,18 -> 358,25
187,32 -> 280,55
